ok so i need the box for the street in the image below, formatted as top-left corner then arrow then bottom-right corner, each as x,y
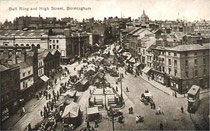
2,43 -> 209,131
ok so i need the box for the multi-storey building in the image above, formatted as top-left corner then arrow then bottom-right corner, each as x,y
152,43 -> 209,93
0,64 -> 20,123
0,29 -> 89,63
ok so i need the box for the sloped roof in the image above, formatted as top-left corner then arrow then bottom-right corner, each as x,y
155,43 -> 210,52
0,65 -> 9,72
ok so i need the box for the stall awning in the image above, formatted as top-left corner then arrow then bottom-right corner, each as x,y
129,58 -> 135,63
87,107 -> 99,115
40,75 -> 49,82
118,48 -> 123,53
134,62 -> 141,67
126,55 -> 132,60
62,102 -> 80,118
93,89 -> 104,95
142,66 -> 152,74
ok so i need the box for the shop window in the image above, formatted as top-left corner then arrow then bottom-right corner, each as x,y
185,52 -> 188,56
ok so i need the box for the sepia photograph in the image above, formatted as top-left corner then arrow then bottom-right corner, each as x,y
0,0 -> 209,130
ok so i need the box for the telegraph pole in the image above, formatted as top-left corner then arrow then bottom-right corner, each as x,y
112,110 -> 115,131
120,73 -> 123,99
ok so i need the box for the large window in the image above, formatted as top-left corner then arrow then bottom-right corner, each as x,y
168,68 -> 171,74
174,69 -> 177,76
174,60 -> 177,67
194,70 -> 198,76
168,59 -> 171,65
186,71 -> 189,78
194,59 -> 197,66
203,57 -> 206,65
185,60 -> 188,67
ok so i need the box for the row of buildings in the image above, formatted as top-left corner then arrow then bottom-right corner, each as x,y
119,11 -> 210,94
0,46 -> 61,123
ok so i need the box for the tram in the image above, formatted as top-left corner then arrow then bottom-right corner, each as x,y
187,85 -> 200,113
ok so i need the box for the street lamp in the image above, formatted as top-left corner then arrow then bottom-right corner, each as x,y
120,73 -> 123,99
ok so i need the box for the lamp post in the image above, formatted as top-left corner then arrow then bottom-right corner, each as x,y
120,73 -> 123,99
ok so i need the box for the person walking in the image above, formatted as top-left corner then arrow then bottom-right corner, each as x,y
160,121 -> 163,130
174,91 -> 177,98
95,120 -> 98,128
181,106 -> 184,113
28,123 -> 32,130
40,110 -> 43,117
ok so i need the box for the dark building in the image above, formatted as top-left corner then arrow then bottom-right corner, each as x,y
0,64 -> 20,123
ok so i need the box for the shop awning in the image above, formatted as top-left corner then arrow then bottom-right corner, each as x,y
129,58 -> 135,63
118,48 -> 123,53
142,66 -> 152,74
134,62 -> 141,67
62,102 -> 80,118
40,75 -> 49,82
87,107 -> 99,115
126,55 -> 132,60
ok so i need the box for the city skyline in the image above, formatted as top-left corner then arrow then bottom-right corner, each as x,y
0,0 -> 210,23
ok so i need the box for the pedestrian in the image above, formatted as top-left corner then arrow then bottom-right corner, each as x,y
150,103 -> 153,109
153,103 -> 156,109
40,110 -> 43,117
87,121 -> 90,129
175,91 -> 177,98
116,86 -> 118,92
160,122 -> 163,130
49,93 -> 51,99
95,120 -> 98,128
28,123 -> 32,130
181,106 -> 184,113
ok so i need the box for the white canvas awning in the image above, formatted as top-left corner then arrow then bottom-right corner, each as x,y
87,107 -> 99,115
62,102 -> 80,118
40,75 -> 49,82
142,66 -> 151,74
129,58 -> 135,63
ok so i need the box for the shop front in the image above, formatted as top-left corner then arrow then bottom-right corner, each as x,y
150,69 -> 166,85
165,75 -> 183,93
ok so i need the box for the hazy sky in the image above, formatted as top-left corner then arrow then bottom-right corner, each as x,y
0,0 -> 210,23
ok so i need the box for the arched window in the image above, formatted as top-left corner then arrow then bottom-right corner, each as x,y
21,44 -> 24,46
15,44 -> 18,46
26,44 -> 29,46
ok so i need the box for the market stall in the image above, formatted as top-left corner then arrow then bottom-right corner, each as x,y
87,107 -> 100,121
62,102 -> 82,127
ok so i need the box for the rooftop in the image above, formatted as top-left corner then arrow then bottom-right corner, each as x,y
155,43 -> 210,52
